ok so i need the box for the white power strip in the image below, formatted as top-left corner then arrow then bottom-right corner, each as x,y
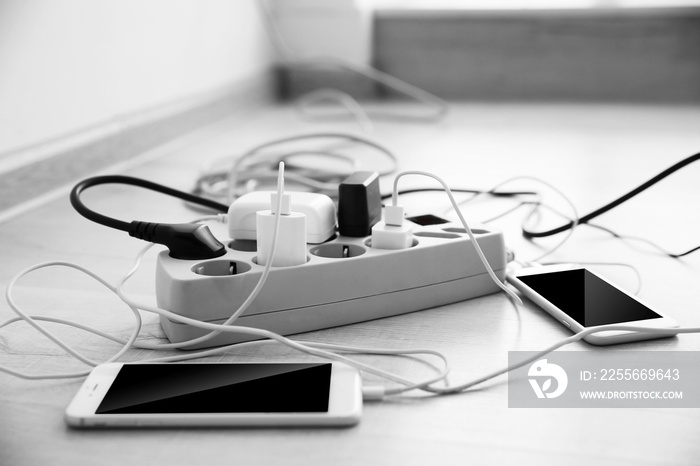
156,221 -> 506,349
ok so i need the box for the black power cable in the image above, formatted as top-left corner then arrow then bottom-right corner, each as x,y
381,187 -> 537,200
522,152 -> 700,239
70,175 -> 228,260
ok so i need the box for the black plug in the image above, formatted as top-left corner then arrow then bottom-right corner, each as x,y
128,221 -> 226,260
337,171 -> 382,237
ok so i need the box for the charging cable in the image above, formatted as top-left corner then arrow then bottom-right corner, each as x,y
224,133 -> 398,202
255,0 -> 450,124
390,171 -> 523,305
440,175 -> 580,265
294,88 -> 375,134
192,133 -> 399,205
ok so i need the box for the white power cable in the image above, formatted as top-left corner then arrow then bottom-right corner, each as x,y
392,170 -> 523,306
1,261 -> 142,380
256,0 -> 450,123
224,133 -> 399,202
447,175 -> 580,264
411,324 -> 694,396
294,88 -> 375,134
0,165 -> 288,375
290,58 -> 450,122
119,166 -> 286,350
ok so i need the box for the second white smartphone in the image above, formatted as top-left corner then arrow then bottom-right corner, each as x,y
507,264 -> 678,345
65,362 -> 362,428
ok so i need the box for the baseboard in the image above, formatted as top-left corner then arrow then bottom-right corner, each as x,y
274,64 -> 379,101
0,70 -> 275,221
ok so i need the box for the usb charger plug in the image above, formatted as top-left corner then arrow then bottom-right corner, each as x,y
256,193 -> 307,266
370,205 -> 414,249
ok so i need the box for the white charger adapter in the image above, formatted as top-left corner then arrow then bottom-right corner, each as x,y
228,191 -> 336,244
256,193 -> 307,267
371,205 -> 414,249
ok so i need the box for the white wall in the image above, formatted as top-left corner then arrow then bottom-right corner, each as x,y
0,0 -> 274,158
267,0 -> 373,64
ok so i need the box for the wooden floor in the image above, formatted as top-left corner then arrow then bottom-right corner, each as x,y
1,101 -> 700,465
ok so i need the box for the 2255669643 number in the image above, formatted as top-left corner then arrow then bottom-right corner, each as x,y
599,368 -> 680,381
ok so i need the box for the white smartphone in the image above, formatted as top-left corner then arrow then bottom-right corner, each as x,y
507,264 -> 678,345
65,362 -> 362,428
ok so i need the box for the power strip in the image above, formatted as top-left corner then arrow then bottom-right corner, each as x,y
156,221 -> 506,349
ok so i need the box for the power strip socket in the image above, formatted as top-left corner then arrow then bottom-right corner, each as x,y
156,221 -> 506,349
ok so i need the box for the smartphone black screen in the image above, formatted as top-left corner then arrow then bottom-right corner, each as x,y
96,363 -> 332,414
518,268 -> 662,327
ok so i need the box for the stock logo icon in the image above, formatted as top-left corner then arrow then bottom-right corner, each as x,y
528,359 -> 568,399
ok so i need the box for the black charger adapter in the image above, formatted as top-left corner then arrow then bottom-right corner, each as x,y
337,171 -> 382,237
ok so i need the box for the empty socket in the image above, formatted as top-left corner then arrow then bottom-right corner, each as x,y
310,243 -> 366,259
192,260 -> 251,276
